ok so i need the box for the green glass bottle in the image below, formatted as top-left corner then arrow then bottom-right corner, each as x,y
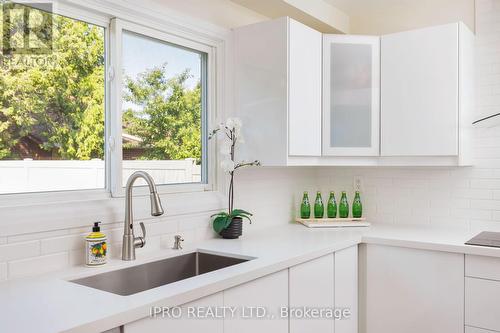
352,191 -> 363,218
339,191 -> 349,218
300,192 -> 311,219
327,191 -> 337,218
314,191 -> 324,218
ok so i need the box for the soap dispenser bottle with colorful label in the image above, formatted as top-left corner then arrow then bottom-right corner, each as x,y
85,222 -> 107,266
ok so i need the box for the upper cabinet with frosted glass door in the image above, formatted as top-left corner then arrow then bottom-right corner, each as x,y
322,35 -> 380,156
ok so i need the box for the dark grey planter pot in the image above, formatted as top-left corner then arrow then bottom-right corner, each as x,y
219,217 -> 243,239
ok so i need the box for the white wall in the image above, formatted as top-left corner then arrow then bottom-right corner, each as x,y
317,0 -> 500,233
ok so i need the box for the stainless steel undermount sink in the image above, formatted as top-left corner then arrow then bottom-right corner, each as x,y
70,251 -> 251,296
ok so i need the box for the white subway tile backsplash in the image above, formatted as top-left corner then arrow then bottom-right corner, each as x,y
471,220 -> 500,232
491,211 -> 500,221
0,241 -> 40,262
7,229 -> 69,243
364,177 -> 393,187
431,216 -> 470,229
453,188 -> 493,199
160,233 -> 177,249
471,179 -> 500,189
142,235 -> 162,252
427,206 -> 452,218
105,228 -> 124,243
68,249 -> 85,266
195,226 -> 216,243
41,234 -> 86,254
0,263 -> 7,281
8,253 -> 68,279
146,219 -> 178,236
471,199 -> 500,210
394,214 -> 430,225
451,208 -> 492,220
180,215 -> 212,231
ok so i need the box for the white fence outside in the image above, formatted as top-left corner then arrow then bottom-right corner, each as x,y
0,159 -> 201,194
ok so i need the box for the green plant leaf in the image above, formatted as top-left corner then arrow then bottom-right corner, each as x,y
210,211 -> 229,218
240,215 -> 252,223
230,209 -> 253,224
212,216 -> 230,233
230,209 -> 253,217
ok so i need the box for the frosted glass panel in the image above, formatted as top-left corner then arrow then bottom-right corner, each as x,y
330,43 -> 372,148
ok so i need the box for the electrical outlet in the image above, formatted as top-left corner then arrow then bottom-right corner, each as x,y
353,176 -> 364,192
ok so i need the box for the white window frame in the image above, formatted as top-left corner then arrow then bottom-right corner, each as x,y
109,19 -> 216,198
0,2 -> 112,207
0,1 -> 222,207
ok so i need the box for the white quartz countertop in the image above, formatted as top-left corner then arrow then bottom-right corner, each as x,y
2,223 -> 500,333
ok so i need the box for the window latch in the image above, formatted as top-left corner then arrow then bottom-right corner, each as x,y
107,67 -> 115,81
108,136 -> 115,152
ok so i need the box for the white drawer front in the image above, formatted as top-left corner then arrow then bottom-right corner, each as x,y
466,277 -> 500,331
466,326 -> 500,333
466,255 -> 500,281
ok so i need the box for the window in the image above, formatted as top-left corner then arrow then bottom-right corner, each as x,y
120,30 -> 208,187
0,3 -> 106,194
0,5 -> 214,198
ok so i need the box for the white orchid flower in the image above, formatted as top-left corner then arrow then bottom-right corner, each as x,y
225,118 -> 234,130
220,159 -> 235,173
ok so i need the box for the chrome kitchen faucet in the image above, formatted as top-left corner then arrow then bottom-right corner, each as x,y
122,171 -> 164,260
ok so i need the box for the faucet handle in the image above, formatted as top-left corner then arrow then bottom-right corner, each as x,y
140,222 -> 146,239
134,222 -> 147,248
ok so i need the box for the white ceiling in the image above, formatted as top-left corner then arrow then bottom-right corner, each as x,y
323,0 -> 418,16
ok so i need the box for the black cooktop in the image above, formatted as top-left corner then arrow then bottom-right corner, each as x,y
465,231 -> 500,248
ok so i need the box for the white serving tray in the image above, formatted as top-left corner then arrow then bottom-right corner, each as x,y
296,217 -> 370,228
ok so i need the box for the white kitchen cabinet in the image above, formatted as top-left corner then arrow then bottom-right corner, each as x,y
289,246 -> 358,333
323,35 -> 380,156
124,292 -> 223,333
360,244 -> 464,333
466,254 -> 500,281
381,22 -> 474,161
335,245 -> 358,333
223,269 -> 288,333
466,277 -> 500,331
322,35 -> 380,156
234,17 -> 322,166
465,254 -> 500,332
289,253 -> 335,333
